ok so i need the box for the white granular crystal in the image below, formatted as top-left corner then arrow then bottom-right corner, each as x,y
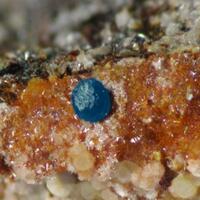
68,184 -> 84,200
152,58 -> 163,71
96,155 -> 118,181
3,181 -> 49,200
0,102 -> 13,132
115,8 -> 131,29
187,159 -> 200,178
160,13 -> 174,28
131,161 -> 165,191
46,173 -> 76,198
77,51 -> 95,68
146,190 -> 158,200
91,178 -> 106,191
79,181 -> 98,200
101,189 -> 119,200
112,183 -> 129,198
113,160 -> 136,183
74,80 -> 95,111
155,0 -> 200,51
186,87 -> 193,101
169,173 -> 198,199
68,143 -> 95,172
142,117 -> 152,124
165,22 -> 180,36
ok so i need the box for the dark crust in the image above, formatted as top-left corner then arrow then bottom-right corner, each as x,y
0,155 -> 10,175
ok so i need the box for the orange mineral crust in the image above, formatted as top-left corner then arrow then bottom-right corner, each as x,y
1,52 -> 200,181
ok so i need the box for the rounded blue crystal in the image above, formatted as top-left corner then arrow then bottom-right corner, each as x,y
71,78 -> 111,122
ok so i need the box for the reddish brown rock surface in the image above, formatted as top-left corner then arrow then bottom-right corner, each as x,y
1,52 -> 200,181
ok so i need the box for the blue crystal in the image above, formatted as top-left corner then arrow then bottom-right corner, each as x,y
71,78 -> 111,122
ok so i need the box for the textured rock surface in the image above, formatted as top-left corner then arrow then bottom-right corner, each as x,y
1,0 -> 200,200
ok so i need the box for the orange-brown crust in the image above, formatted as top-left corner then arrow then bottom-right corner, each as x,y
2,52 -> 200,180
